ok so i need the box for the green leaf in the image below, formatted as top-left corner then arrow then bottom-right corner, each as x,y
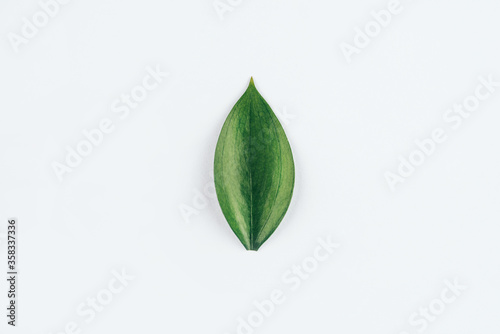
214,78 -> 295,251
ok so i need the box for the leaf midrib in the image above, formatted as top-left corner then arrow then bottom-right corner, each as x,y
248,92 -> 254,250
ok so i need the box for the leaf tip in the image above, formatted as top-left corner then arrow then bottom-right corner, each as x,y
249,76 -> 255,86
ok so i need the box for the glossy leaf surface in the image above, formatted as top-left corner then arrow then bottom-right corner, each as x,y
214,78 -> 295,251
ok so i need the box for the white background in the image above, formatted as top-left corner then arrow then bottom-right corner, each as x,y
1,0 -> 500,333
